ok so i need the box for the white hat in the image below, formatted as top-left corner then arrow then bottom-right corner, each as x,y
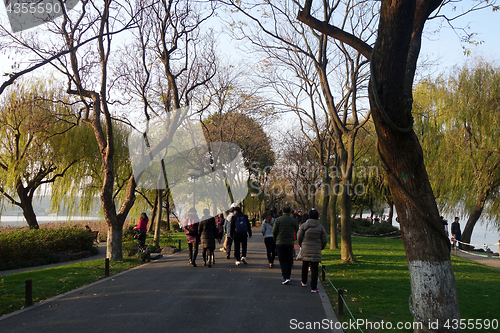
230,203 -> 237,208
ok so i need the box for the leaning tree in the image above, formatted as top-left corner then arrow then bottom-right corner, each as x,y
294,0 -> 498,330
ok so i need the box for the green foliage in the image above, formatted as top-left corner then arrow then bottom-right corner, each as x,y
203,111 -> 275,175
350,218 -> 399,236
0,227 -> 94,270
414,60 -> 500,220
0,80 -> 84,227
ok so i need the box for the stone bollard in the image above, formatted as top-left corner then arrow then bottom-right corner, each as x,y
105,258 -> 110,277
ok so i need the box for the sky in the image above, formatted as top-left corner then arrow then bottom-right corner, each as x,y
0,1 -> 499,235
419,3 -> 499,75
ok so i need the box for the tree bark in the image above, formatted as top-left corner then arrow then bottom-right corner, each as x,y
329,176 -> 339,249
369,0 -> 460,329
321,174 -> 331,230
17,189 -> 39,230
154,189 -> 163,247
298,0 -> 461,329
461,191 -> 487,248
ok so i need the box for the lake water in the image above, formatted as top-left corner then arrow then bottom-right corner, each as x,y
365,213 -> 500,251
0,215 -> 102,228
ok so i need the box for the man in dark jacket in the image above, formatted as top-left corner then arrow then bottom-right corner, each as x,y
273,206 -> 299,284
451,217 -> 463,250
230,206 -> 252,265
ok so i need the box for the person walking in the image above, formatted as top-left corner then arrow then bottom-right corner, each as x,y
198,211 -> 217,268
273,206 -> 299,284
222,204 -> 237,259
297,209 -> 327,293
451,217 -> 463,250
133,212 -> 149,251
230,206 -> 252,265
215,213 -> 225,244
182,208 -> 200,267
261,210 -> 276,268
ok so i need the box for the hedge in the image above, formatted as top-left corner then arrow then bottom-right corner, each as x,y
0,227 -> 95,270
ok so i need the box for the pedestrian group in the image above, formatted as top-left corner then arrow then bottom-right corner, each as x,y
178,204 -> 327,293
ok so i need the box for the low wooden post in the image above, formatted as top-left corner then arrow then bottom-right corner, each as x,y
178,239 -> 181,250
338,288 -> 344,316
25,279 -> 32,307
105,258 -> 110,277
322,265 -> 326,282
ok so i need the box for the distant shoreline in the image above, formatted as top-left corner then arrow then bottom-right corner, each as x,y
0,216 -> 104,228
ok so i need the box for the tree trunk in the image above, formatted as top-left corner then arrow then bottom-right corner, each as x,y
461,191 -> 487,249
149,189 -> 159,233
387,199 -> 394,225
106,218 -> 123,260
329,176 -> 339,249
154,189 -> 163,247
297,0 -> 461,329
321,174 -> 331,230
340,180 -> 355,262
18,191 -> 39,229
370,0 -> 460,327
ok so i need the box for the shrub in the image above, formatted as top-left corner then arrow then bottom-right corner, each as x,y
350,218 -> 399,236
0,227 -> 94,269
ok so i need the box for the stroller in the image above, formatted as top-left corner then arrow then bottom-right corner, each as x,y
133,228 -> 147,251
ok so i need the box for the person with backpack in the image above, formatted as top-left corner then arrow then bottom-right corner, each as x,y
273,206 -> 299,284
182,207 -> 200,267
297,209 -> 327,293
230,206 -> 252,265
261,210 -> 276,268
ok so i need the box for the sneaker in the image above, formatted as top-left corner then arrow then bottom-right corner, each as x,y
282,279 -> 291,285
219,248 -> 225,252
311,288 -> 319,293
235,261 -> 241,265
301,281 -> 307,287
241,257 -> 247,264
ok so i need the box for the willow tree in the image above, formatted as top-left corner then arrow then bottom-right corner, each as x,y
414,61 -> 500,248
0,81 -> 84,229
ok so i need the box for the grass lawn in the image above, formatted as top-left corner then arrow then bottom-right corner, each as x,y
321,236 -> 500,333
0,258 -> 143,317
0,230 -> 188,317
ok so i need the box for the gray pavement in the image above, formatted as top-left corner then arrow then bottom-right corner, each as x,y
0,233 -> 342,333
452,249 -> 500,270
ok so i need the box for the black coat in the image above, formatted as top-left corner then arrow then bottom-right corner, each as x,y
198,217 -> 217,249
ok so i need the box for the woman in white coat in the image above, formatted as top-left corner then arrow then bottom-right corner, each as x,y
297,209 -> 327,293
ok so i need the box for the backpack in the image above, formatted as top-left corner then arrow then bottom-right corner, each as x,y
234,215 -> 248,234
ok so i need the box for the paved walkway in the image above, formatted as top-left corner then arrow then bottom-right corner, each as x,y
0,233 -> 342,333
452,248 -> 500,270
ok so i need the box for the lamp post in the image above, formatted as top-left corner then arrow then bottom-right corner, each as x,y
187,168 -> 202,209
250,193 -> 257,227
